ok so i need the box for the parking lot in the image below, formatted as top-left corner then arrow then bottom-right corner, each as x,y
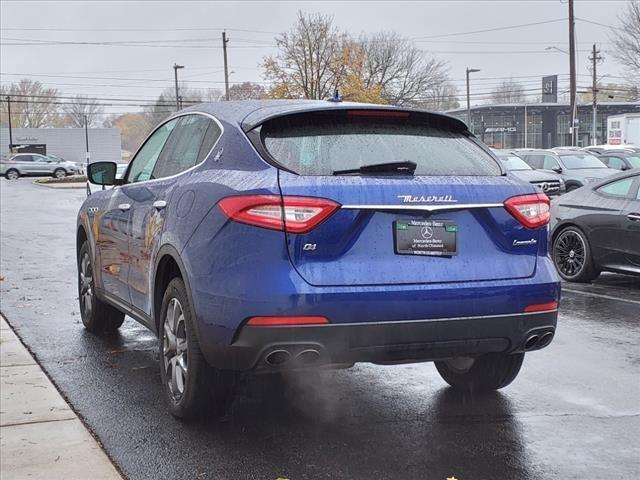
1,178 -> 639,479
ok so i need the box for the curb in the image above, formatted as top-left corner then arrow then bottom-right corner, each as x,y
0,314 -> 124,480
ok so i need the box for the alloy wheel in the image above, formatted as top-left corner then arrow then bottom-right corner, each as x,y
6,170 -> 19,180
162,298 -> 188,401
79,253 -> 93,318
554,230 -> 586,278
54,169 -> 66,179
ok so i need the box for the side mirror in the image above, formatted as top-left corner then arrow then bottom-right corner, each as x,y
87,161 -> 119,186
552,166 -> 563,173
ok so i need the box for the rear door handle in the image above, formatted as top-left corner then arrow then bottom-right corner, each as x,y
118,203 -> 131,212
627,213 -> 640,222
153,200 -> 167,211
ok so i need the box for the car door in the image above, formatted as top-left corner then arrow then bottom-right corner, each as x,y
96,118 -> 178,306
589,176 -> 638,268
125,113 -> 220,317
620,176 -> 640,267
13,154 -> 35,174
31,154 -> 54,174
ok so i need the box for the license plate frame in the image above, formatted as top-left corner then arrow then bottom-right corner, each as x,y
393,219 -> 457,256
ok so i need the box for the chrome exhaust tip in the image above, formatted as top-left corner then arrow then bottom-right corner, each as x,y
537,331 -> 554,348
265,349 -> 291,366
296,349 -> 320,365
524,335 -> 540,350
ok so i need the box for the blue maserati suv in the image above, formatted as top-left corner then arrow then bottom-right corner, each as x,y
78,100 -> 560,418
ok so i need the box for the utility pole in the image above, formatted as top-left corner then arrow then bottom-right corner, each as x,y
222,31 -> 230,101
466,67 -> 480,132
84,114 -> 89,163
6,96 -> 13,153
589,44 -> 603,146
173,63 -> 184,111
569,0 -> 577,146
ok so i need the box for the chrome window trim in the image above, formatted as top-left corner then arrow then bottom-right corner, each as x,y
340,203 -> 503,212
120,111 -> 224,187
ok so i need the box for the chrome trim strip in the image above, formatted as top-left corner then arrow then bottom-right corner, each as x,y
340,203 -> 503,212
117,110 -> 224,188
248,309 -> 558,328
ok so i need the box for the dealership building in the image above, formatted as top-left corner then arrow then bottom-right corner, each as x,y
447,101 -> 640,150
0,127 -> 122,163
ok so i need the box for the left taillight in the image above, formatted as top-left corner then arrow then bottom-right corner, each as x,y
218,195 -> 340,233
504,193 -> 550,229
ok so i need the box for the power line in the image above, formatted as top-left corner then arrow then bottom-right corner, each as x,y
410,18 -> 567,40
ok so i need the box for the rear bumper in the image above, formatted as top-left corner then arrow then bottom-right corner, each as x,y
205,310 -> 557,372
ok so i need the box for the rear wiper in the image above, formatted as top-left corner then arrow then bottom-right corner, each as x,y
333,161 -> 417,176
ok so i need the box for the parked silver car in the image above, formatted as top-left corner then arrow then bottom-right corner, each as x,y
1,153 -> 81,180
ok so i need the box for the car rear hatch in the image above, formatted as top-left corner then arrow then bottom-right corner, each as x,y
248,108 -> 548,287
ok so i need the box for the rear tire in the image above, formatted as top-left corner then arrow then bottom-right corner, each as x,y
78,241 -> 125,333
552,226 -> 598,282
5,169 -> 19,180
53,168 -> 66,179
435,353 -> 524,392
158,277 -> 237,419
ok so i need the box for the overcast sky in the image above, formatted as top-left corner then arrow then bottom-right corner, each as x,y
0,0 -> 632,114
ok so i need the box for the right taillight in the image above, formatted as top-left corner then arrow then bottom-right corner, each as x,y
218,195 -> 339,233
504,193 -> 550,229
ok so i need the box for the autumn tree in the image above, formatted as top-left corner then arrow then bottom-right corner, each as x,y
490,78 -> 526,104
228,82 -> 267,100
611,1 -> 640,76
337,41 -> 386,103
580,83 -> 640,103
107,113 -> 150,153
263,12 -> 345,99
0,79 -> 60,128
61,95 -> 104,127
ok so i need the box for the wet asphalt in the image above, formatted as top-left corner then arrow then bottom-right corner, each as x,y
0,178 -> 638,480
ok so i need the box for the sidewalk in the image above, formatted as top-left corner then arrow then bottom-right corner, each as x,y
0,315 -> 122,480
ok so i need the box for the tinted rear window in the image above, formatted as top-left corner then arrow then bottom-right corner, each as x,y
261,112 -> 501,176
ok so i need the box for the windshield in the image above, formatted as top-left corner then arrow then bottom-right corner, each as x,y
627,156 -> 640,168
261,112 -> 501,176
560,153 -> 608,169
498,155 -> 532,171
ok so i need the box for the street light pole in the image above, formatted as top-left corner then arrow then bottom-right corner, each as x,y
466,68 -> 480,132
6,96 -> 13,152
173,63 -> 184,111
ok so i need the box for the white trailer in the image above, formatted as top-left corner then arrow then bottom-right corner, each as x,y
607,113 -> 640,146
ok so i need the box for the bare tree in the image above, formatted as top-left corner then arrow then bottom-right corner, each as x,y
490,78 -> 526,104
61,95 -> 104,127
359,32 -> 450,106
0,79 -> 60,128
611,1 -> 640,75
228,82 -> 267,100
263,12 -> 345,99
416,81 -> 460,112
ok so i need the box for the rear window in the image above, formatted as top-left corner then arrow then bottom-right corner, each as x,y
260,112 -> 501,176
559,154 -> 608,169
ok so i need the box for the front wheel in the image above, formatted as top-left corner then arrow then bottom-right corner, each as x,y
78,241 -> 125,332
435,353 -> 524,392
159,277 -> 237,419
53,168 -> 66,179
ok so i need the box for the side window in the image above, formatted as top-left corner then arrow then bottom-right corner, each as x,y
152,115 -> 220,179
126,118 -> 178,184
597,177 -> 635,197
524,155 -> 543,169
543,155 -> 560,170
17,155 -> 33,162
605,156 -> 625,170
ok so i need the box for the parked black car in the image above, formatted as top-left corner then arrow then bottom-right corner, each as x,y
596,150 -> 640,171
550,169 -> 640,282
493,150 -> 565,196
517,149 -> 617,192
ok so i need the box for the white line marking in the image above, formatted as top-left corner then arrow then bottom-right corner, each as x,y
563,288 -> 640,305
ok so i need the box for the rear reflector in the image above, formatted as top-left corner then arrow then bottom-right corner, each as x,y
346,110 -> 410,118
524,301 -> 558,312
247,316 -> 329,326
504,193 -> 550,229
218,195 -> 339,233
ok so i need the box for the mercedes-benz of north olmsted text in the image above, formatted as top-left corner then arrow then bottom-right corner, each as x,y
77,101 -> 560,418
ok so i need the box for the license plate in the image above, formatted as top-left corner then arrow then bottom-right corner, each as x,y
394,220 -> 457,256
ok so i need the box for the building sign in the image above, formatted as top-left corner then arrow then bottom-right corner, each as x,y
542,75 -> 558,103
16,136 -> 38,142
485,127 -> 517,133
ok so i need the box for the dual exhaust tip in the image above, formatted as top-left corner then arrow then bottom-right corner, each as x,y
264,348 -> 321,367
523,331 -> 554,351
